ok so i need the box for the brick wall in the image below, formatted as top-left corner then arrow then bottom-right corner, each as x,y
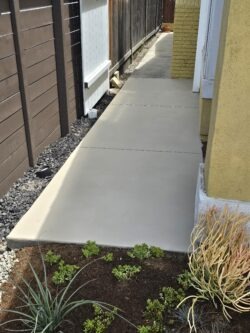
171,0 -> 200,78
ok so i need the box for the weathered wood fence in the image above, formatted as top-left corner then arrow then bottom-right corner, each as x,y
109,0 -> 163,75
0,0 -> 162,196
163,0 -> 175,23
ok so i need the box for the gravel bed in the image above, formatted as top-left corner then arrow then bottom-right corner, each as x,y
0,33 -> 160,296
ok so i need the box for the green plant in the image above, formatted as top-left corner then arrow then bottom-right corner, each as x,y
144,299 -> 165,322
160,287 -> 185,309
83,304 -> 117,333
138,325 -> 152,333
128,244 -> 165,260
112,265 -> 141,280
177,270 -> 193,290
82,241 -> 100,259
52,260 -> 79,285
44,250 -> 61,266
0,257 -> 110,333
150,246 -> 164,258
103,252 -> 114,262
128,244 -> 151,260
178,207 -> 250,332
142,299 -> 166,333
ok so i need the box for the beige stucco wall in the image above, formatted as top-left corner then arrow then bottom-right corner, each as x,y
171,0 -> 200,78
205,0 -> 250,201
199,97 -> 212,141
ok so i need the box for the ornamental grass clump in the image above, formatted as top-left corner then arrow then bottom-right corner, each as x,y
178,207 -> 250,332
0,257 -> 113,333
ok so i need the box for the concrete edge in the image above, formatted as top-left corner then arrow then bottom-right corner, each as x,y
195,163 -> 250,224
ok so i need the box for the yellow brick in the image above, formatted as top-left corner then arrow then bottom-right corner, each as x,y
171,0 -> 200,79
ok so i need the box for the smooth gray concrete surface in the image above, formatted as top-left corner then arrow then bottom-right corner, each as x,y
80,104 -> 201,154
8,33 -> 202,252
8,148 -> 201,251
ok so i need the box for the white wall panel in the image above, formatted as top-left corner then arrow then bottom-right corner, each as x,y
80,0 -> 110,114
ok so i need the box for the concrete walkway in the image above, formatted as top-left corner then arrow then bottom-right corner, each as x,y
8,33 -> 202,252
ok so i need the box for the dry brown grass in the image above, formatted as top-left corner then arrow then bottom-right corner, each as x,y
178,207 -> 250,332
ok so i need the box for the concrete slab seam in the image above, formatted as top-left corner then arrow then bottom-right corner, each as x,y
79,146 -> 201,155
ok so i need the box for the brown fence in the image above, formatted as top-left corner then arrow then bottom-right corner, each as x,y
0,0 -> 162,196
163,0 -> 175,23
109,0 -> 163,74
0,0 -> 82,196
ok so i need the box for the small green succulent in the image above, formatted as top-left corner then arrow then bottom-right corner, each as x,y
103,252 -> 114,262
112,265 -> 141,281
82,241 -> 100,259
44,250 -> 61,266
83,304 -> 117,333
52,260 -> 79,285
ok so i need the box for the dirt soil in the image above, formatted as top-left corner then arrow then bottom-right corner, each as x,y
0,245 -> 249,333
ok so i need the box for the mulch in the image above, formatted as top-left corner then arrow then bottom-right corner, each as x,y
0,244 -> 249,333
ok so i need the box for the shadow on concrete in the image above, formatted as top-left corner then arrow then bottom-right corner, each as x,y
132,32 -> 173,79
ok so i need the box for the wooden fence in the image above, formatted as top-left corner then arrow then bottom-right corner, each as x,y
109,0 -> 163,75
163,0 -> 175,23
0,0 -> 162,196
0,0 -> 82,195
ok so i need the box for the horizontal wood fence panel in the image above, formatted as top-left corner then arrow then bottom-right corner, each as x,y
0,110 -> 24,144
33,112 -> 60,148
0,0 -> 84,196
24,39 -> 56,67
1,0 -> 163,196
0,142 -> 27,183
0,74 -> 20,103
0,34 -> 15,59
0,12 -> 12,35
0,54 -> 17,81
0,93 -> 22,123
26,56 -> 56,84
29,71 -> 57,101
20,0 -> 51,10
35,126 -> 60,158
0,1 -> 28,196
0,127 -> 26,165
22,24 -> 54,50
30,85 -> 58,117
20,7 -> 53,30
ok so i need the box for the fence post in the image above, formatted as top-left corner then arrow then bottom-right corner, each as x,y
52,0 -> 70,136
9,0 -> 35,166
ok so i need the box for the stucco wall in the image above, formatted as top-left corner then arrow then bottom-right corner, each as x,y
205,0 -> 250,202
199,97 -> 212,141
171,0 -> 200,78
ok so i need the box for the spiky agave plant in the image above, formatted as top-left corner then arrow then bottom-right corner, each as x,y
177,207 -> 250,332
0,255 -> 134,332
